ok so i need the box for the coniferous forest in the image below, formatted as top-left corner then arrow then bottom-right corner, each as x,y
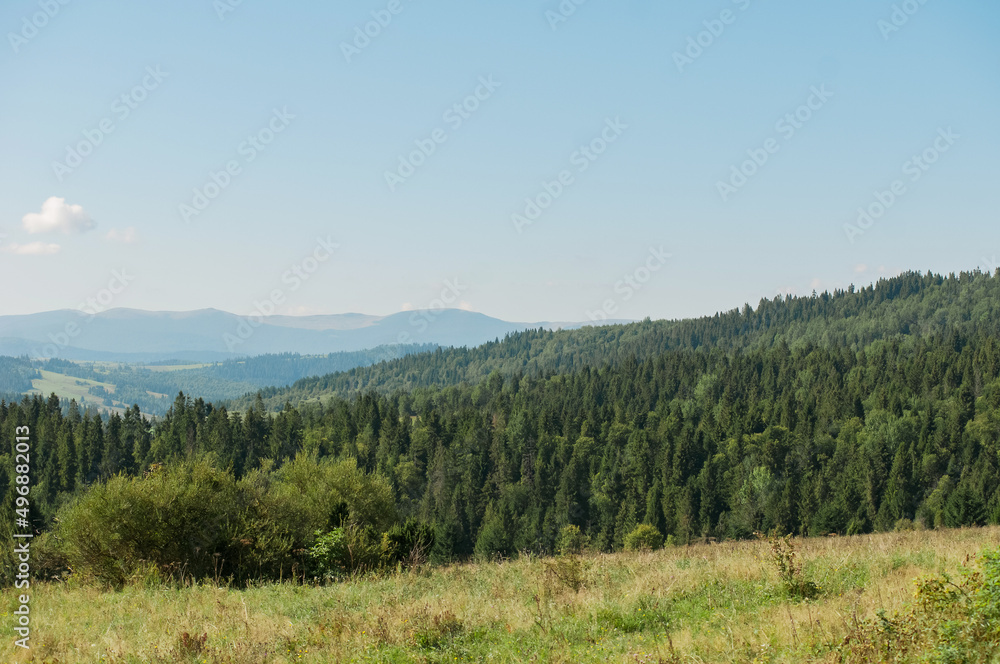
3,270 -> 1000,587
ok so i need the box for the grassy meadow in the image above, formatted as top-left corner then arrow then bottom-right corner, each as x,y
27,370 -> 115,405
4,527 -> 999,663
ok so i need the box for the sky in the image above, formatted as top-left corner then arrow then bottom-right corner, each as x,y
0,0 -> 997,323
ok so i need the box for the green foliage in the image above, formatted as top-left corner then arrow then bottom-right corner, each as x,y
7,270 -> 1000,585
624,524 -> 665,551
306,524 -> 384,579
381,520 -> 435,567
306,528 -> 348,580
231,269 -> 1000,411
763,533 -> 820,600
54,458 -> 240,587
0,356 -> 38,394
556,524 -> 591,555
839,547 -> 1000,662
307,520 -> 434,580
48,454 -> 395,587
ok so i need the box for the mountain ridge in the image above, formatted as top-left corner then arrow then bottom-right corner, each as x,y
227,268 -> 1000,411
0,307 -> 632,362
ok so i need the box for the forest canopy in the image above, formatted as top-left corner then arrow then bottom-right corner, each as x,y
3,269 -> 999,584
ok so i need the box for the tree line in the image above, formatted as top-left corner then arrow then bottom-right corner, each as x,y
2,269 -> 999,583
229,269 -> 1000,412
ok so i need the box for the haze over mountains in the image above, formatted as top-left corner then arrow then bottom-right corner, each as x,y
0,308 -> 630,362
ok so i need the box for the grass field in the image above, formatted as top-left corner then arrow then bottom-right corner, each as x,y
3,527 -> 998,663
27,369 -> 115,404
25,368 -> 162,417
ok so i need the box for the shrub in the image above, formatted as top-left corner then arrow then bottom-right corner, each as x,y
555,524 -> 590,555
624,524 -> 664,552
265,454 -> 398,544
307,528 -> 349,580
33,531 -> 71,582
308,523 -> 392,579
381,520 -> 435,568
55,458 -> 241,587
764,533 -> 820,600
839,547 -> 1000,662
51,454 -> 399,586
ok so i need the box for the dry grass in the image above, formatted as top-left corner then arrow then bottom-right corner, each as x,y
2,526 -> 998,663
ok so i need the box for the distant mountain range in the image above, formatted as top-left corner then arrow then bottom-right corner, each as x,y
0,308 -> 632,362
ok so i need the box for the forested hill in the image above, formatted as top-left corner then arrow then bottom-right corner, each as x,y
4,268 -> 1000,580
4,308 -> 1000,570
0,356 -> 38,394
232,269 -> 1000,411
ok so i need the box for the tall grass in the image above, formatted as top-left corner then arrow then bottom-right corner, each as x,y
2,527 -> 998,663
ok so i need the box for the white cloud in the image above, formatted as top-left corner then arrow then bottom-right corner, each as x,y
1,241 -> 61,255
458,301 -> 473,311
22,197 -> 95,234
400,302 -> 414,311
106,227 -> 138,244
854,263 -> 867,273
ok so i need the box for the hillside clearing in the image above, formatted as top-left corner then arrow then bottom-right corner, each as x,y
5,527 -> 998,663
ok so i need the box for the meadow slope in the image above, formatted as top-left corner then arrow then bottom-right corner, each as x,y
4,527 -> 998,663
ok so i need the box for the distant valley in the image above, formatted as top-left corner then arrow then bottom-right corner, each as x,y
0,307 -> 628,362
0,308 -> 629,415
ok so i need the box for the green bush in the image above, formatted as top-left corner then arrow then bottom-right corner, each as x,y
555,524 -> 590,555
264,454 -> 398,544
55,458 -> 241,587
766,533 -> 820,599
307,528 -> 349,580
50,454 -> 398,587
624,524 -> 664,552
382,520 -> 435,567
839,547 -> 1000,662
309,520 -> 435,580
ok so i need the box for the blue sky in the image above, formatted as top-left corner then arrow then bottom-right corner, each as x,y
0,0 -> 997,322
